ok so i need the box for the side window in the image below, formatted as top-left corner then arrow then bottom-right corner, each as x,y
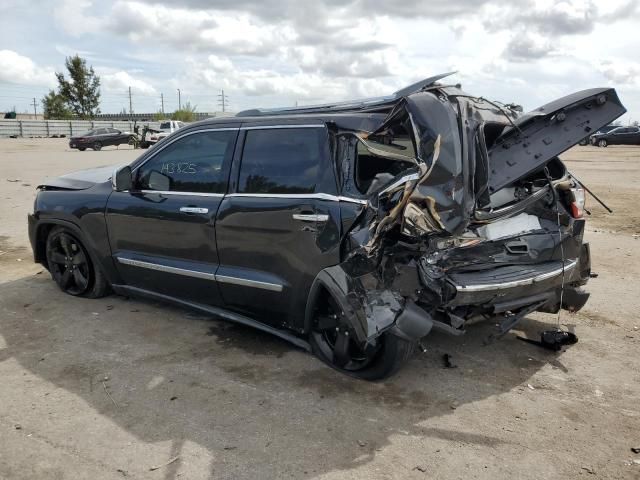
238,128 -> 324,194
136,130 -> 237,194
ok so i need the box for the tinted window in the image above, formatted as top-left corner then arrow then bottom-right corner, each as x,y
137,130 -> 236,194
159,122 -> 171,130
238,128 -> 324,194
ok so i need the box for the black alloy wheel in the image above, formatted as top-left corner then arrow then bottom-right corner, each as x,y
310,294 -> 381,372
46,231 -> 92,295
310,292 -> 417,380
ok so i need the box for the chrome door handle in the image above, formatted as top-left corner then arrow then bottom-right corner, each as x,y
292,213 -> 329,222
180,207 -> 209,214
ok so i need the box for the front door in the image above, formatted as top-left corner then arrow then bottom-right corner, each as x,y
106,127 -> 239,306
215,125 -> 341,328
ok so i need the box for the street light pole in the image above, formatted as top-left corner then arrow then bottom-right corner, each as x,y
177,89 -> 181,110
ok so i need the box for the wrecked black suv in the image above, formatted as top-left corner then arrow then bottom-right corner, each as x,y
28,73 -> 625,379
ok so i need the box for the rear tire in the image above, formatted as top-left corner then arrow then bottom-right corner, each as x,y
598,139 -> 608,147
309,293 -> 415,380
45,227 -> 110,298
92,141 -> 102,151
78,147 -> 86,151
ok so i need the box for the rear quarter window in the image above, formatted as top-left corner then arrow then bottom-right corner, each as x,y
238,128 -> 325,194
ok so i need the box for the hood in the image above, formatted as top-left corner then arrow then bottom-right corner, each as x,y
37,165 -> 118,190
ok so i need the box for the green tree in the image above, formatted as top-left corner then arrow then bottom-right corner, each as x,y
55,55 -> 101,119
172,101 -> 197,122
153,110 -> 168,121
41,90 -> 72,119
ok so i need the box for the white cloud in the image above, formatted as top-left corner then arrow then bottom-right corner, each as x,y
0,50 -> 55,87
100,71 -> 157,95
598,60 -> 640,86
4,0 -> 639,120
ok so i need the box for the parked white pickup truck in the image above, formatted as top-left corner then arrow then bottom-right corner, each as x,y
144,120 -> 186,147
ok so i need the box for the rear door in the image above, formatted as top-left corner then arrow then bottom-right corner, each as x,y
106,126 -> 239,306
215,123 -> 341,329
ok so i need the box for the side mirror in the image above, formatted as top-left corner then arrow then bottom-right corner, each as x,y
113,166 -> 132,191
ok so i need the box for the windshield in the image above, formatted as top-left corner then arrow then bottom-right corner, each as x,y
159,122 -> 171,130
80,130 -> 95,136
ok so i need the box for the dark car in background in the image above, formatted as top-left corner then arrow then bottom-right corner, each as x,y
29,75 -> 625,379
69,127 -> 135,151
591,125 -> 640,147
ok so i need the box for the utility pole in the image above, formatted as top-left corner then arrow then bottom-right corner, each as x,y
160,93 -> 164,115
31,97 -> 37,118
128,86 -> 133,116
218,89 -> 229,113
177,89 -> 181,110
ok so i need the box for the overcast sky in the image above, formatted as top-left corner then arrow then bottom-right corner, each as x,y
0,0 -> 638,121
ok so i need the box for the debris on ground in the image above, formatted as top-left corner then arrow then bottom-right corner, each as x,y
450,400 -> 459,410
102,380 -> 118,407
517,330 -> 578,351
527,384 -> 535,390
357,440 -> 367,447
14,424 -> 21,430
581,466 -> 596,474
149,456 -> 180,471
413,465 -> 428,472
6,178 -> 21,182
631,447 -> 640,454
443,353 -> 457,369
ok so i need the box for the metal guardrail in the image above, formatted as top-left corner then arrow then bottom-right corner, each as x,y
0,119 -> 164,138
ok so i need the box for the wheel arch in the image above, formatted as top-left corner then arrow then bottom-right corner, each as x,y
34,219 -> 111,281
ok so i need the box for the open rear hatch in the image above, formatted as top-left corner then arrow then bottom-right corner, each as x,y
484,87 -> 626,195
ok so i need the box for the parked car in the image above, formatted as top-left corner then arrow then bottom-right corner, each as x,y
142,120 -> 186,147
29,75 -> 625,379
591,125 -> 640,147
69,128 -> 135,151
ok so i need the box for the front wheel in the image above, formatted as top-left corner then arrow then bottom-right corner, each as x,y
598,139 -> 608,147
45,227 -> 110,298
78,147 -> 86,151
309,294 -> 415,380
92,141 -> 102,151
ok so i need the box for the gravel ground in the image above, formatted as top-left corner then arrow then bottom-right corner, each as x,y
1,139 -> 639,479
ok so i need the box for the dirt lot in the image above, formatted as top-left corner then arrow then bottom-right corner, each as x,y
1,139 -> 639,479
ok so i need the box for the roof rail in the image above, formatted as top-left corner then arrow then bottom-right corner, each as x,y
236,71 -> 456,117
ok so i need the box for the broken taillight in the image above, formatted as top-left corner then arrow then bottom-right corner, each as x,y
569,187 -> 586,218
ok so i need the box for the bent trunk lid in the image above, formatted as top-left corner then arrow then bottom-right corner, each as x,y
486,87 -> 626,194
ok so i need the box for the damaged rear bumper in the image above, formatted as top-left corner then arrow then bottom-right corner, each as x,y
308,243 -> 591,346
